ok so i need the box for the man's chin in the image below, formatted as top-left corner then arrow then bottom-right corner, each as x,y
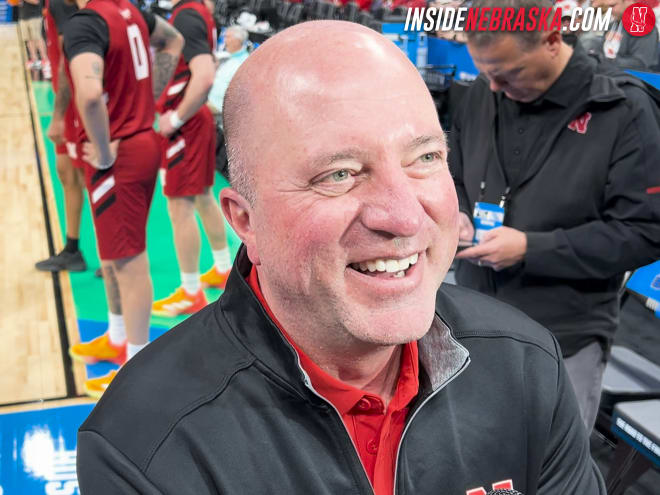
352,310 -> 435,346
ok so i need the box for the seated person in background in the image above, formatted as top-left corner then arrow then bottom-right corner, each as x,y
603,0 -> 659,69
207,26 -> 249,116
75,20 -> 606,495
208,26 -> 249,179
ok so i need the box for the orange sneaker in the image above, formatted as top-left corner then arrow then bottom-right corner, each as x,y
152,287 -> 208,317
84,370 -> 117,399
200,266 -> 231,289
69,333 -> 126,365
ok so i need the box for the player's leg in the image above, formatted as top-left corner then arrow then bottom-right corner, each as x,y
35,153 -> 87,271
84,253 -> 153,398
153,123 -> 211,317
35,30 -> 50,78
69,261 -> 126,366
25,39 -> 38,68
26,19 -> 40,68
152,195 -> 207,316
80,130 -> 159,397
197,114 -> 232,289
196,188 -> 232,289
111,252 -> 151,357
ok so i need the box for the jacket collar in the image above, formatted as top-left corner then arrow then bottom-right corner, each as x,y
218,247 -> 470,398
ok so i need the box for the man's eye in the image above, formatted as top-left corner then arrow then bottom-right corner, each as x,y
420,152 -> 439,163
330,169 -> 350,182
418,152 -> 443,164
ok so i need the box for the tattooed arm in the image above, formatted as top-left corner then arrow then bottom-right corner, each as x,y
54,34 -> 72,119
149,16 -> 184,100
69,54 -> 115,169
47,36 -> 71,145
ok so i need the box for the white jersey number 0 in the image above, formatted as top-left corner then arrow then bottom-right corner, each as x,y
127,24 -> 149,81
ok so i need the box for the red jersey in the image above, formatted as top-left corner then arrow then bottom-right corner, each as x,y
66,0 -> 155,143
44,0 -> 60,89
156,0 -> 216,114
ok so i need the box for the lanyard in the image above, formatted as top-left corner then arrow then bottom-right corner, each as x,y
479,180 -> 510,208
477,93 -> 513,209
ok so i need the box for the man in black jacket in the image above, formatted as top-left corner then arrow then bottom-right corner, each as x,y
76,20 -> 606,495
452,0 -> 660,431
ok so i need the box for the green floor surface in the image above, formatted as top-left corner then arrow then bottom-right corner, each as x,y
32,81 -> 242,327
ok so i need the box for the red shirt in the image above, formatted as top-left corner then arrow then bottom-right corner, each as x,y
247,267 -> 419,495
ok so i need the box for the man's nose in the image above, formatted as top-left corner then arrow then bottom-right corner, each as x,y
489,77 -> 504,93
359,170 -> 424,238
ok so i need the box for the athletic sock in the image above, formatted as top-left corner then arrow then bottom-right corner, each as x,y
212,247 -> 232,272
127,342 -> 148,361
64,237 -> 79,254
181,271 -> 201,295
107,312 -> 126,346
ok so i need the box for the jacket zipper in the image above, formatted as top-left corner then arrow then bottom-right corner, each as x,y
294,356 -> 377,494
392,353 -> 471,495
285,333 -> 469,495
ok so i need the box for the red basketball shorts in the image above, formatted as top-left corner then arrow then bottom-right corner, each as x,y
84,129 -> 161,261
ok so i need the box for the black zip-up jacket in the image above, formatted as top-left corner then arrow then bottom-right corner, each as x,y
450,47 -> 660,356
77,250 -> 605,494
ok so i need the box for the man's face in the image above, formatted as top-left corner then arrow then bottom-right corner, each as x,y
612,0 -> 632,19
468,34 -> 555,102
245,56 -> 459,349
592,0 -> 617,9
203,0 -> 215,14
224,32 -> 242,53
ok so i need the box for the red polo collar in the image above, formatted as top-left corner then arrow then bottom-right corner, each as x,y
247,266 -> 419,494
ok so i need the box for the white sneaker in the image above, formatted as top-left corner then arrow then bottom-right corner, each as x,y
42,61 -> 52,79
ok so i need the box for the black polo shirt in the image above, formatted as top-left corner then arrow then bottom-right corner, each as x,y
19,0 -> 42,20
48,0 -> 78,34
495,45 -> 593,188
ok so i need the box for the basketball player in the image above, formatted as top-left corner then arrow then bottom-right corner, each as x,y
63,0 -> 183,396
35,0 -> 88,273
151,0 -> 232,318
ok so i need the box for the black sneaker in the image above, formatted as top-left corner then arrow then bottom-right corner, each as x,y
95,267 -> 103,278
35,250 -> 87,272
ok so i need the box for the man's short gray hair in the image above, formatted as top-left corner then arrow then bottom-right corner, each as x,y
226,25 -> 249,45
223,80 -> 256,205
466,0 -> 555,48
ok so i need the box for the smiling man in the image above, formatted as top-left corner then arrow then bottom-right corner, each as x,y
76,20 -> 605,495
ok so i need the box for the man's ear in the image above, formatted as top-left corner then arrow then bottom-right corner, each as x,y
545,30 -> 563,55
220,188 -> 260,265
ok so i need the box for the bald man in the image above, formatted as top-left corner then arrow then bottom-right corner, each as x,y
75,21 -> 605,495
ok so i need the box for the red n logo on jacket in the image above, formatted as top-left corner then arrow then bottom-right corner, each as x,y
466,479 -> 514,494
568,112 -> 592,134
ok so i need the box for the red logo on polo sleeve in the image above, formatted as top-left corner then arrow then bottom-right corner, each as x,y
622,3 -> 656,37
568,112 -> 592,134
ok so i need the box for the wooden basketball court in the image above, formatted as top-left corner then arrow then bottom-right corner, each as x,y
0,23 -> 89,409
